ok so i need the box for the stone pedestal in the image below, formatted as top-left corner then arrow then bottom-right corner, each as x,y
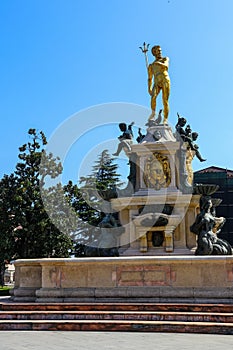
112,124 -> 199,256
131,125 -> 180,195
112,193 -> 199,255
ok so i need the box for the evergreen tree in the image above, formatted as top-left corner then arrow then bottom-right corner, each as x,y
94,149 -> 123,191
72,150 -> 123,255
79,149 -> 123,207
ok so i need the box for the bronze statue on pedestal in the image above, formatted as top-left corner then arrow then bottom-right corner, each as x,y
140,43 -> 170,125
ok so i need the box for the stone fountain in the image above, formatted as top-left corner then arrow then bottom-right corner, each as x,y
11,43 -> 233,304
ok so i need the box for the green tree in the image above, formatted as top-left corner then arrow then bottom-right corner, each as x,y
70,150 -> 123,255
0,129 -> 73,267
0,174 -> 19,285
81,149 -> 123,190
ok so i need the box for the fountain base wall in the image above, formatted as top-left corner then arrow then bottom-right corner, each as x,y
11,256 -> 233,303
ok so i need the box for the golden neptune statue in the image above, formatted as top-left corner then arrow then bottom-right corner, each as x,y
140,43 -> 171,124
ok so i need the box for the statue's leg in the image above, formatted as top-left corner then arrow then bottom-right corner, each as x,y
162,83 -> 170,124
197,234 -> 213,255
122,140 -> 133,157
148,87 -> 160,121
122,140 -> 132,152
113,142 -> 123,156
195,149 -> 206,162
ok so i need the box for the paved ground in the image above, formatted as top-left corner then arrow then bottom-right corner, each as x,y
1,331 -> 233,350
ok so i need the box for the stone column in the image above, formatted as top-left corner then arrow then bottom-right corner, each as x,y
164,227 -> 175,252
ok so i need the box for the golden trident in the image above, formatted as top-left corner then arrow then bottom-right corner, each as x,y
139,42 -> 150,69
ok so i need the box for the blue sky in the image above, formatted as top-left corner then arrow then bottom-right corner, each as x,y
1,0 -> 233,184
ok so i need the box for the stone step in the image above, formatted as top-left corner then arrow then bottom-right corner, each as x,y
1,302 -> 233,312
0,319 -> 232,334
1,302 -> 232,333
0,310 -> 233,323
